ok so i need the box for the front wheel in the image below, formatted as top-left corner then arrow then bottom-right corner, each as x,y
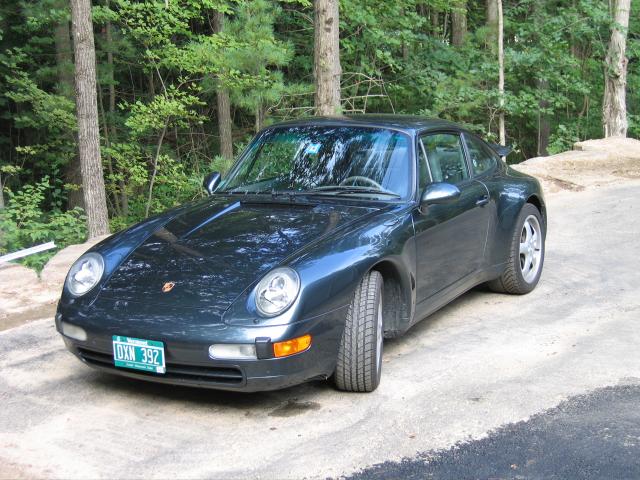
335,271 -> 384,392
488,203 -> 545,294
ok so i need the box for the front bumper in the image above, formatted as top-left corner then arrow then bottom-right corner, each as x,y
57,305 -> 348,392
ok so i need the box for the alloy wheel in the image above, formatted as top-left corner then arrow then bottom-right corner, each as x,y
519,215 -> 543,283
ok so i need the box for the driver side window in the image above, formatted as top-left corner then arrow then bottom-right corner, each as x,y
420,133 -> 469,186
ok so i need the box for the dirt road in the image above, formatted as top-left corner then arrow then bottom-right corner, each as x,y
1,180 -> 639,479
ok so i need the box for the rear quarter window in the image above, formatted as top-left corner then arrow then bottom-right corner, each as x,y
464,134 -> 498,176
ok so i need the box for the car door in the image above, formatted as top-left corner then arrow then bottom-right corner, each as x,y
413,132 -> 491,306
462,132 -> 501,262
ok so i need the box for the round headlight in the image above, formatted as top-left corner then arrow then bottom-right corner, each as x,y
65,252 -> 105,297
255,267 -> 300,317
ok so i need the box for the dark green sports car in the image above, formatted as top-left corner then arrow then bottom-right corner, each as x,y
56,115 -> 546,393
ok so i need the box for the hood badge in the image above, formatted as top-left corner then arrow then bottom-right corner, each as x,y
162,282 -> 176,293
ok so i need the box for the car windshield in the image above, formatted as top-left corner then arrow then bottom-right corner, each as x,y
217,126 -> 412,199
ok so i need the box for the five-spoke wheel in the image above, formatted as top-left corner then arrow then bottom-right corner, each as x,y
519,214 -> 543,283
489,203 -> 545,294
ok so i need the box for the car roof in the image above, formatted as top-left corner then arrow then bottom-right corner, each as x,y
266,114 -> 465,135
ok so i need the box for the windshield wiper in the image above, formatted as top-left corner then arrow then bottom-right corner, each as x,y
225,189 -> 309,198
241,189 -> 318,201
226,189 -> 257,194
226,187 -> 400,199
308,186 -> 401,198
267,189 -> 308,196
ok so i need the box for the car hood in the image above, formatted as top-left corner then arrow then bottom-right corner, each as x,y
97,196 -> 382,316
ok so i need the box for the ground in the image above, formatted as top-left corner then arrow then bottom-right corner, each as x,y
0,235 -> 107,330
0,140 -> 639,479
347,384 -> 640,480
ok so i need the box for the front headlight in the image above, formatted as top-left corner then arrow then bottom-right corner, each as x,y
65,252 -> 105,297
255,267 -> 300,317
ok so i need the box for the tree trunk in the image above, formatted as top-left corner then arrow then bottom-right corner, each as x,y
217,90 -> 233,158
532,2 -> 549,156
431,9 -> 440,34
97,75 -> 120,217
212,11 -> 234,159
486,0 -> 498,51
537,82 -> 550,156
442,11 -> 449,41
105,1 -> 116,125
451,1 -> 467,47
255,103 -> 264,133
70,0 -> 110,238
497,0 -> 505,145
0,174 -> 5,209
314,0 -> 342,116
104,0 -> 128,216
145,123 -> 167,218
54,0 -> 85,211
603,0 -> 631,138
54,2 -> 74,98
148,71 -> 156,99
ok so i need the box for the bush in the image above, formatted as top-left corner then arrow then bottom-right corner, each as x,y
0,176 -> 87,271
548,124 -> 580,155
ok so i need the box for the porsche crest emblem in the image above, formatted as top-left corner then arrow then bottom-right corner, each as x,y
162,282 -> 176,293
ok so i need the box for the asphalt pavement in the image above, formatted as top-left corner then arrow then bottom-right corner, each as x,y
1,181 -> 639,479
345,384 -> 640,480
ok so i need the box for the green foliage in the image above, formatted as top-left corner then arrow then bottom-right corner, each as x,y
223,0 -> 292,123
146,154 -> 201,214
124,85 -> 205,136
340,0 -> 425,75
548,124 -> 580,155
0,177 -> 87,271
1,51 -> 76,173
210,154 -> 235,176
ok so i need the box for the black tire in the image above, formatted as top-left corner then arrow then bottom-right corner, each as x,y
335,271 -> 384,392
488,203 -> 545,294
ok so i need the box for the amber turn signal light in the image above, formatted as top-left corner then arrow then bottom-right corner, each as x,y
273,334 -> 312,358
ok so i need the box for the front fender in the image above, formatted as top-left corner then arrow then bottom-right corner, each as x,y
222,208 -> 416,332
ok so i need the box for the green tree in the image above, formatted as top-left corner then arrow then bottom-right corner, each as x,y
224,0 -> 292,131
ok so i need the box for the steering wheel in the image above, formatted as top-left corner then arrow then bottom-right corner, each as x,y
339,176 -> 383,189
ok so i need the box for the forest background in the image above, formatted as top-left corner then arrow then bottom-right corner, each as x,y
0,0 -> 636,269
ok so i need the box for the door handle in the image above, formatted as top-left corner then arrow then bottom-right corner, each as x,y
476,195 -> 489,206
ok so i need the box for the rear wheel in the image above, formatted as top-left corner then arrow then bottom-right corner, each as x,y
335,271 -> 384,392
488,203 -> 545,294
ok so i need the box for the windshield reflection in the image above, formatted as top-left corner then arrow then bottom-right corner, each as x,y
218,126 -> 412,199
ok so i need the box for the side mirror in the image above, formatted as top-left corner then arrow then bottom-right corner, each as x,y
489,143 -> 513,158
203,172 -> 221,195
420,182 -> 461,209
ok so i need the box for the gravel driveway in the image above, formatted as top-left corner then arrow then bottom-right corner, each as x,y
1,180 -> 639,479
